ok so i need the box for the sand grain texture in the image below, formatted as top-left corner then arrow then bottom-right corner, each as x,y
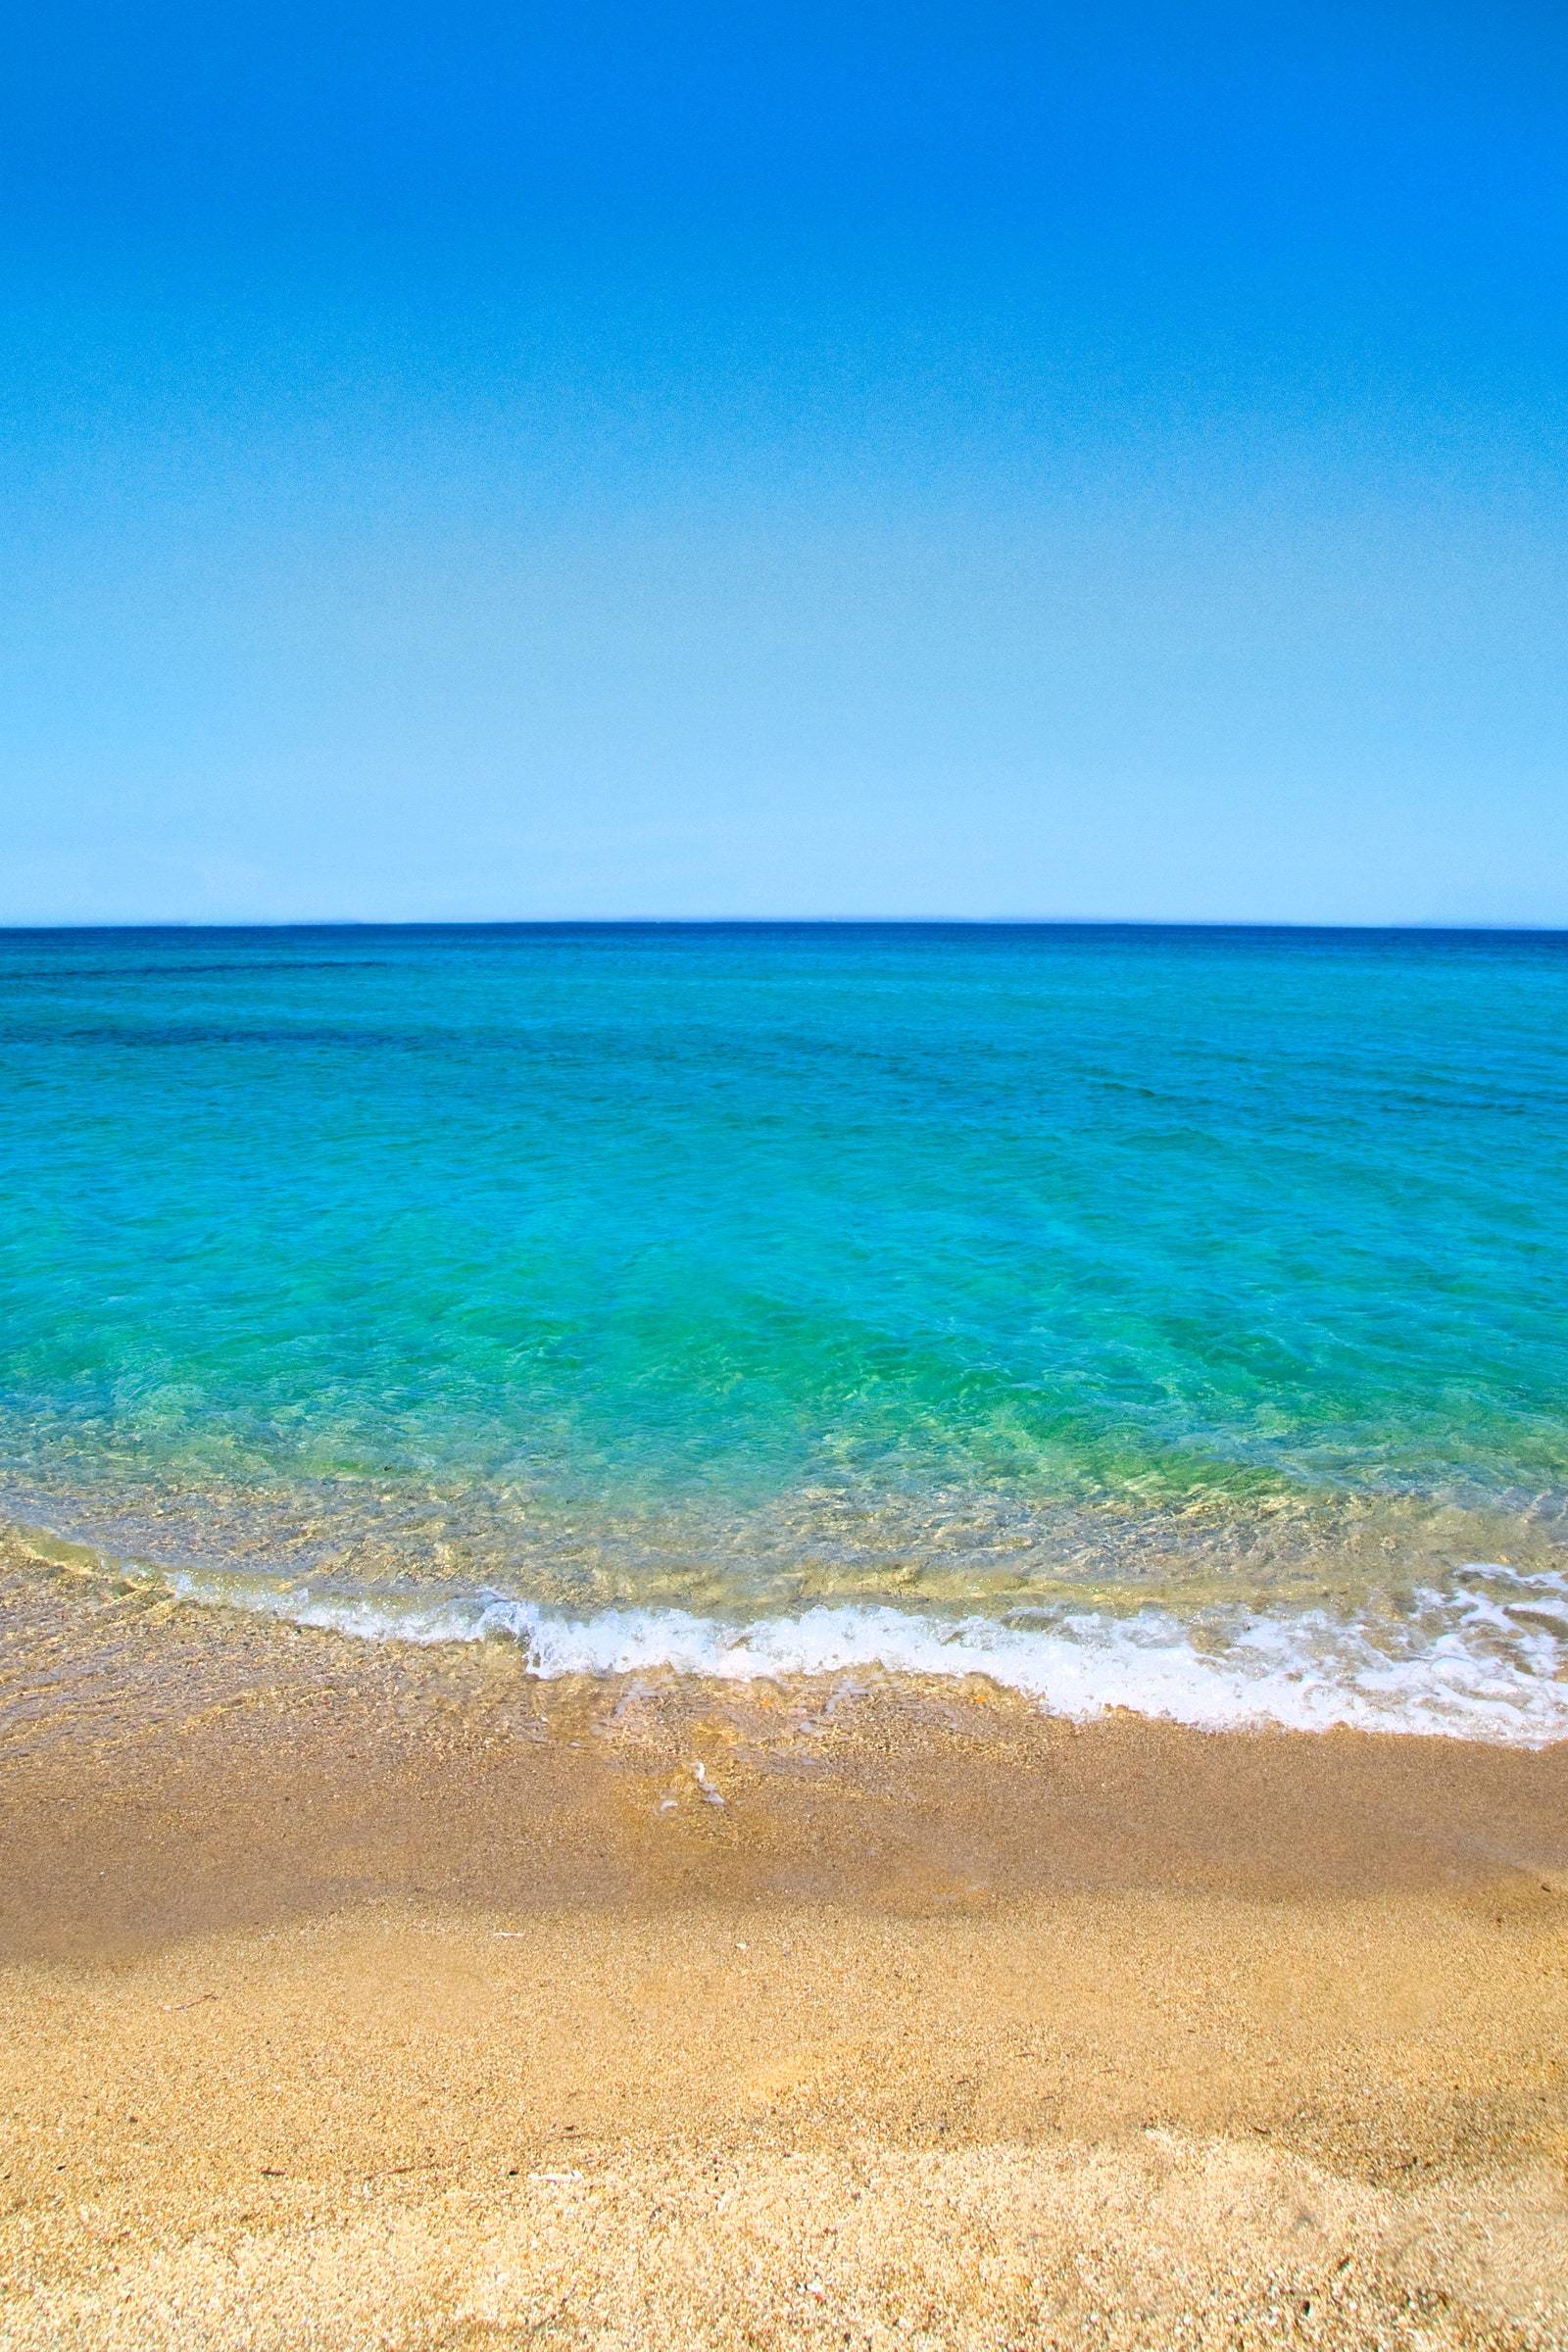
2,1549 -> 1566,2349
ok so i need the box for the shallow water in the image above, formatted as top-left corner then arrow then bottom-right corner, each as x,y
2,922 -> 1565,1738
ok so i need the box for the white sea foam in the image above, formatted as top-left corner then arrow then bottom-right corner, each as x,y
163,1562 -> 1568,1746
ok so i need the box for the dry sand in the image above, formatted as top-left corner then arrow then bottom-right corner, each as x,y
2,1542 -> 1566,2348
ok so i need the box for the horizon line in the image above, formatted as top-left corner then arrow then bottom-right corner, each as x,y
3,916 -> 1566,938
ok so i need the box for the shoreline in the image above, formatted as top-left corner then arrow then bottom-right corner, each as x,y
3,1548 -> 1568,2345
5,1543 -> 1568,1961
9,1510 -> 1568,1752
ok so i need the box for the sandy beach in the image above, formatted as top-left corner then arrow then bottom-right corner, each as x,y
0,1544 -> 1565,2348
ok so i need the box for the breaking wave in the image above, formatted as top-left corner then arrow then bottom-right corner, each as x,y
162,1559 -> 1568,1746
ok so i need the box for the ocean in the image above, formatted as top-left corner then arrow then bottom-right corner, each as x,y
3,921 -> 1565,1740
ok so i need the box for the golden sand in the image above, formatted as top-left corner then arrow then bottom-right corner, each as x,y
2,1544 -> 1566,2347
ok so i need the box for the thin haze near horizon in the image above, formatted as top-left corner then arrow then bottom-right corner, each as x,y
5,4 -> 1566,928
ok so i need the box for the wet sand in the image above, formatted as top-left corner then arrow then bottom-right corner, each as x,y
2,1544 -> 1567,2347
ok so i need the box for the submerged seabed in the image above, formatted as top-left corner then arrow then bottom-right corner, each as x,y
3,923 -> 1566,1742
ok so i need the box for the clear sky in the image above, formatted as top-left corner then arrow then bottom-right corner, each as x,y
4,3 -> 1565,925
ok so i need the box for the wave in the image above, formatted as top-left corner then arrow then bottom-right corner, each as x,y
158,1561 -> 1568,1747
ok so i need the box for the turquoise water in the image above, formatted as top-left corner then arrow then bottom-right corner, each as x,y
3,923 -> 1566,1737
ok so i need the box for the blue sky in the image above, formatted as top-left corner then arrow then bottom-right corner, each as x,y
5,2 -> 1565,923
